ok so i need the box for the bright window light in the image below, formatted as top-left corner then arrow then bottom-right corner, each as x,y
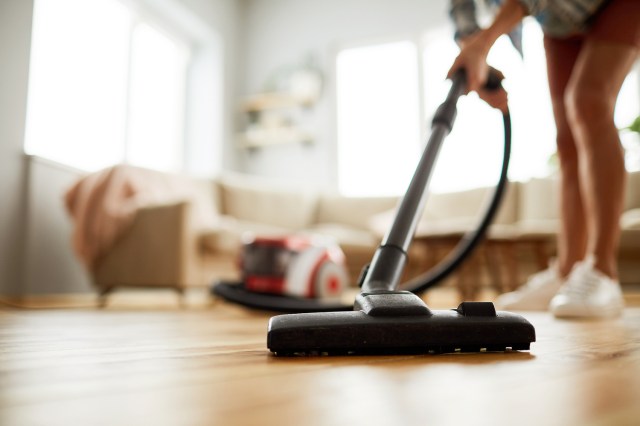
25,0 -> 130,171
25,0 -> 189,173
127,23 -> 188,172
617,65 -> 640,171
336,41 -> 421,197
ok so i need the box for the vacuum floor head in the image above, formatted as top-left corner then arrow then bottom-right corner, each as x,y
268,292 -> 535,356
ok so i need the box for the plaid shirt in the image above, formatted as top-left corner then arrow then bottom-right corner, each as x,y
450,0 -> 609,38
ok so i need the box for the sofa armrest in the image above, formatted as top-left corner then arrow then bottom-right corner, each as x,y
93,201 -> 200,288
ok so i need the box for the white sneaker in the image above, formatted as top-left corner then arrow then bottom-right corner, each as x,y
549,256 -> 624,319
495,260 -> 562,311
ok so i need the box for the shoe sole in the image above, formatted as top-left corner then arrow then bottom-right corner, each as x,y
551,303 -> 624,319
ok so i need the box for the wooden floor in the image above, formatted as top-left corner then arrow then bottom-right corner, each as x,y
1,290 -> 640,426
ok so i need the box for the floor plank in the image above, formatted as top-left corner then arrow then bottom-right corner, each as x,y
1,296 -> 639,426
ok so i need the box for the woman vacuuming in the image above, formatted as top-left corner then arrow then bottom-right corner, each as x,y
448,0 -> 639,318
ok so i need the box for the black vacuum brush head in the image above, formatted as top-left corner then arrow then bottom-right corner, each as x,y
268,292 -> 535,356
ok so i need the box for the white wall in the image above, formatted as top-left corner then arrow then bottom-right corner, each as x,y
0,0 -> 35,297
23,158 -> 94,295
236,0 -> 451,189
176,0 -> 243,177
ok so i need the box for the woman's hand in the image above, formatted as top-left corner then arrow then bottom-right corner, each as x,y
447,31 -> 492,93
478,67 -> 509,113
447,0 -> 527,113
448,32 -> 509,113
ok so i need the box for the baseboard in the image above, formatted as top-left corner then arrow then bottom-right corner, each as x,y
0,287 -> 212,309
0,293 -> 98,309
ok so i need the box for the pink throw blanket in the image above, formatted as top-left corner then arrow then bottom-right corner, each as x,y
65,164 -> 215,272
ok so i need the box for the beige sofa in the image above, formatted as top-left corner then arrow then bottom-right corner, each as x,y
92,171 -> 640,299
93,173 -> 401,296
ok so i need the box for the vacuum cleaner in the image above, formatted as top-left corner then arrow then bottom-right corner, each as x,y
216,69 -> 536,355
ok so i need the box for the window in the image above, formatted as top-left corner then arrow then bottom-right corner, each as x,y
336,21 -> 640,195
25,0 -> 190,173
126,22 -> 188,171
336,40 -> 421,197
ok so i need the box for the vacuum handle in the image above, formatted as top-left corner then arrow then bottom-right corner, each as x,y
430,68 -> 502,132
386,72 -> 466,251
361,71 -> 467,293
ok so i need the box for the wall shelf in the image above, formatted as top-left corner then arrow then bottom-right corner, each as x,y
242,92 -> 314,112
237,91 -> 316,150
238,126 -> 313,149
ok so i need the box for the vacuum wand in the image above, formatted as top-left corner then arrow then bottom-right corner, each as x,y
361,71 -> 466,293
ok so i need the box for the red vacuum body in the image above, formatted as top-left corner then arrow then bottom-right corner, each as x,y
240,235 -> 348,299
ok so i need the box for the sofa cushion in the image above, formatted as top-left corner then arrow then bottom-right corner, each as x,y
415,217 -> 477,237
306,223 -> 379,248
368,182 -> 520,239
421,182 -> 519,225
421,188 -> 484,221
518,176 -> 560,222
189,177 -> 222,230
316,194 -> 398,230
200,215 -> 295,255
218,173 -> 318,230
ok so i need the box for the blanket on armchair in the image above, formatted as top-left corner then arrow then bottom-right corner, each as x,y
64,164 -> 216,272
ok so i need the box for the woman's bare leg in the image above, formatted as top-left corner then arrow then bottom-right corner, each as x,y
543,36 -> 586,278
564,41 -> 638,279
